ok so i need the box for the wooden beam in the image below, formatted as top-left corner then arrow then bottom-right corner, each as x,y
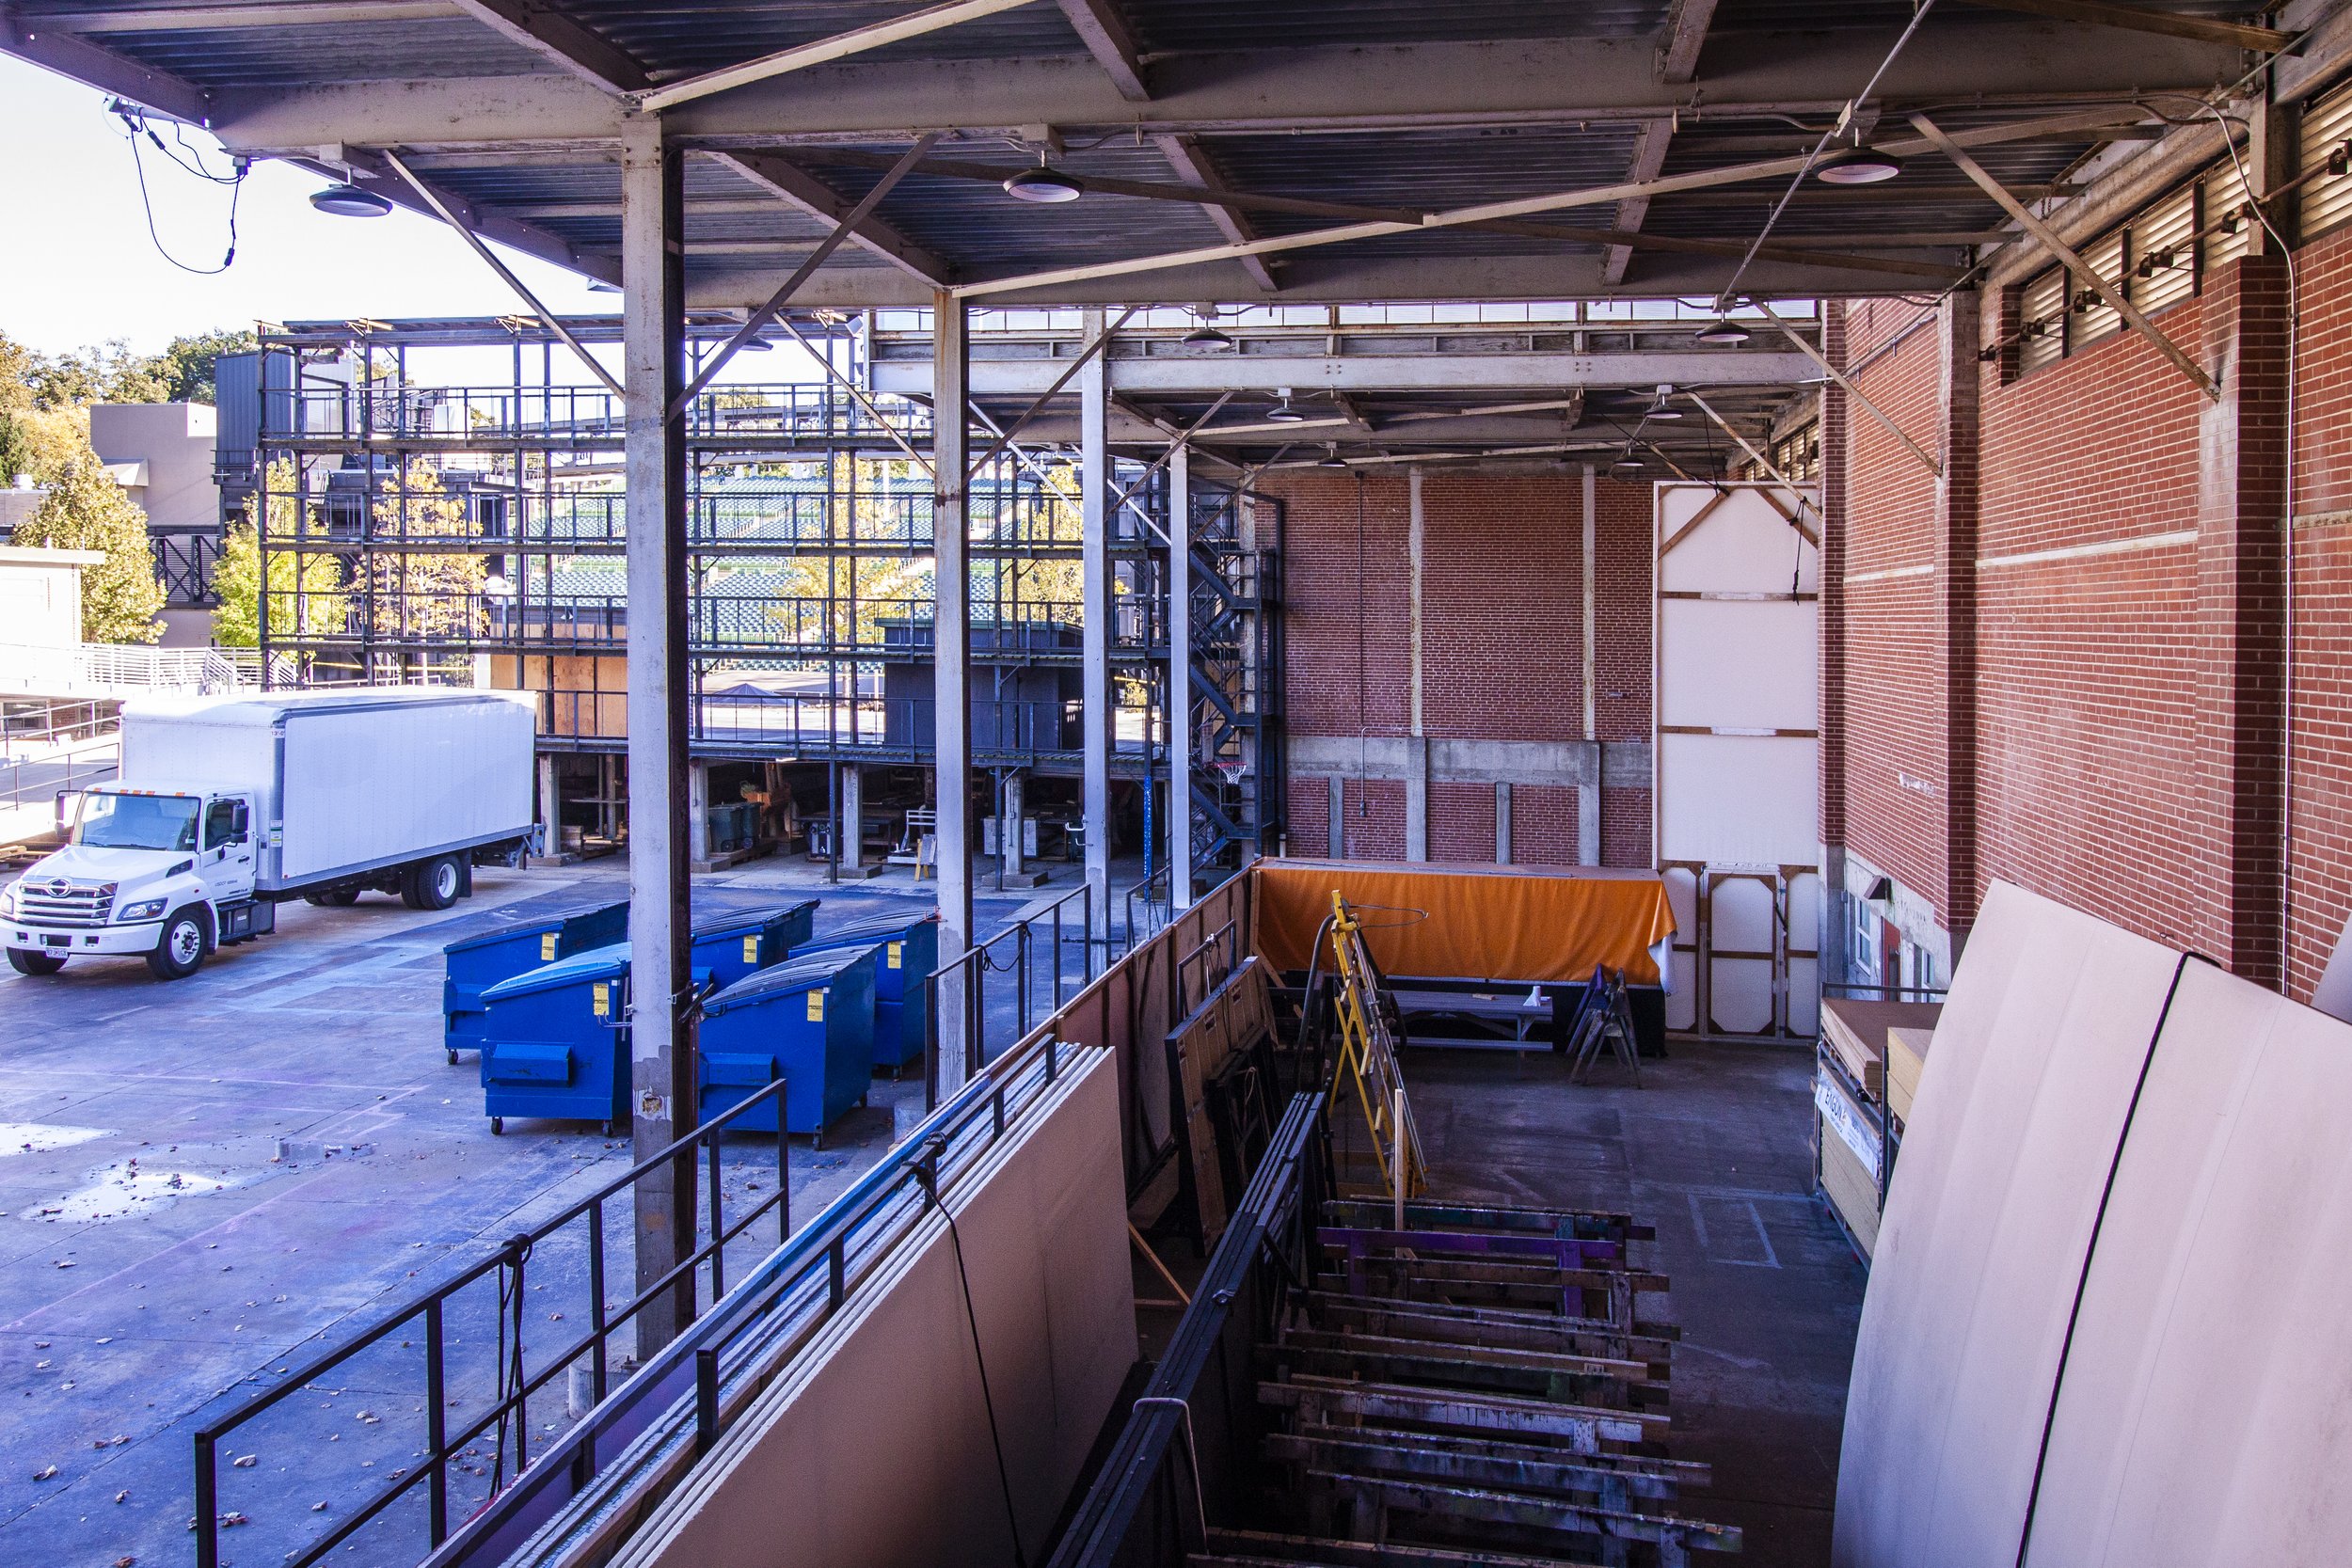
1153,133 -> 1279,292
632,0 -> 1044,113
1957,0 -> 2294,53
446,0 -> 649,92
1909,112 -> 2220,400
716,150 -> 955,285
1057,0 -> 1150,101
1656,0 -> 1720,85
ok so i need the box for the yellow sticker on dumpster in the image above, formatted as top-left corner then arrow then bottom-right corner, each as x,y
542,933 -> 559,960
742,935 -> 759,963
593,982 -> 611,1018
807,989 -> 825,1022
887,942 -> 902,969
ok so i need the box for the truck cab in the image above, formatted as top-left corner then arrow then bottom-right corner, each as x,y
3,785 -> 269,980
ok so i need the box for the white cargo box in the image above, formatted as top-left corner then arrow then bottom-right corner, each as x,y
118,688 -> 536,892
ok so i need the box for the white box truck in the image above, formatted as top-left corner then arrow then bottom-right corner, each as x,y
3,688 -> 538,980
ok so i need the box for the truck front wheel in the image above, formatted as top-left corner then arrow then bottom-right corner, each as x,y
7,949 -> 65,976
403,855 -> 464,912
147,910 -> 209,980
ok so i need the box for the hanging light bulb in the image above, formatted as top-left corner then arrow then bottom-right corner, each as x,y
1182,307 -> 1234,347
310,181 -> 391,217
1264,387 -> 1307,423
1813,144 -> 1904,185
1693,317 -> 1751,346
1643,388 -> 1685,421
1002,152 -> 1084,204
1316,445 -> 1350,469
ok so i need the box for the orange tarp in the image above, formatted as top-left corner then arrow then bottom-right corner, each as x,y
1250,860 -> 1677,986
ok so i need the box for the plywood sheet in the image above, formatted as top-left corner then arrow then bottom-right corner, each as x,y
621,1049 -> 1136,1568
2022,961 -> 2352,1567
1820,1111 -> 1881,1259
1833,881 -> 2183,1568
1658,732 -> 1820,868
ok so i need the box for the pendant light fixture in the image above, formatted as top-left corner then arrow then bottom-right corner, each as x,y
1002,152 -> 1084,204
310,180 -> 391,217
1813,143 -> 1904,185
1693,316 -> 1751,346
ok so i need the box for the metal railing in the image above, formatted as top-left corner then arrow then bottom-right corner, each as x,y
0,641 -> 244,699
433,1024 -> 1096,1568
922,880 -> 1110,1106
191,1079 -> 792,1568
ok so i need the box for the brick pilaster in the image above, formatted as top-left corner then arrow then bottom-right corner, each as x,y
1820,302 -> 1851,958
1939,291 -> 1983,953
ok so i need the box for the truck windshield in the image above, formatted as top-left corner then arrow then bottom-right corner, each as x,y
74,794 -> 200,851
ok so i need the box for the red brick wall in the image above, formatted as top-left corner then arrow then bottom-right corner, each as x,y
1265,468 -> 1655,869
2288,224 -> 2352,996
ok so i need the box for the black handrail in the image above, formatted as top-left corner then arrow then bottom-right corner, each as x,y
192,1077 -> 791,1568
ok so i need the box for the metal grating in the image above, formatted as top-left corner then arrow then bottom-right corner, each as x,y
2202,161 -> 2256,273
2019,268 -> 2066,377
2131,183 -> 2199,320
2071,229 -> 2125,356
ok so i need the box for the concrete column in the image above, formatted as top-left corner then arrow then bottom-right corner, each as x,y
620,111 -> 694,1355
1936,289 -> 1983,957
1168,442 -> 1194,908
1327,774 -> 1344,859
535,752 -> 558,860
1495,782 -> 1513,864
1577,741 -> 1601,866
931,293 -> 974,1090
1000,769 -> 1038,887
1080,309 -> 1112,940
839,763 -> 875,876
686,759 -> 709,868
1406,467 -> 1429,863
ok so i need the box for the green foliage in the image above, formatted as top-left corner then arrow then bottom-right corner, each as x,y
8,447 -> 165,643
0,326 -> 258,412
210,519 -> 346,647
149,328 -> 259,405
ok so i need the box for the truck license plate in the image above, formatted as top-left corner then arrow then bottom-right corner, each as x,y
41,935 -> 70,947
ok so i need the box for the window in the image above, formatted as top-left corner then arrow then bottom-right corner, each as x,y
75,793 -> 199,852
2301,76 -> 2352,240
2019,268 -> 2067,376
205,799 -> 247,849
2132,183 -> 2199,318
2071,228 -> 2126,355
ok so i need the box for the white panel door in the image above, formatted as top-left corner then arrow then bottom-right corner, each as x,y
1655,483 -> 1823,1038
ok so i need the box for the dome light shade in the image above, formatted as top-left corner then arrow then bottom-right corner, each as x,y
1183,324 -> 1234,347
1813,145 -> 1904,185
1002,166 -> 1084,203
1693,317 -> 1751,346
1316,447 -> 1349,469
310,182 -> 391,217
1644,398 -> 1685,421
1264,398 -> 1308,423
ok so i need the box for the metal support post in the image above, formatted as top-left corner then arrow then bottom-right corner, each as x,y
535,752 -> 559,861
1001,768 -> 1029,885
933,292 -> 975,1093
620,111 -> 696,1358
1168,442 -> 1195,909
686,759 -> 709,868
839,763 -> 874,877
1081,308 -> 1113,943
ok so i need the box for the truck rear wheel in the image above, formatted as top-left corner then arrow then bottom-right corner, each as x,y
7,949 -> 65,976
402,855 -> 464,911
305,887 -> 360,908
147,909 -> 209,980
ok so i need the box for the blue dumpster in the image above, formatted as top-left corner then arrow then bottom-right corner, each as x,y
477,942 -> 711,1134
690,898 -> 819,989
442,900 -> 628,1064
696,948 -> 877,1142
798,914 -> 937,1071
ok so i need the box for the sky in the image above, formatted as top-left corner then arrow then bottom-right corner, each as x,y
0,54 -> 808,388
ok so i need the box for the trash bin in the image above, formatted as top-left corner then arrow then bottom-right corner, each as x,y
696,947 -> 878,1142
477,942 -> 710,1134
797,914 -> 937,1071
689,898 -> 819,989
442,899 -> 628,1064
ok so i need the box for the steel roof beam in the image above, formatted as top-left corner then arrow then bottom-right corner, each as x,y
447,0 -> 650,91
715,149 -> 955,284
42,2 -> 456,29
324,145 -> 621,284
199,25 -> 2238,149
1957,0 -> 2295,53
1057,0 -> 1150,102
1152,133 -> 1279,293
1656,0 -> 1718,85
0,8 -> 212,122
872,350 -> 1819,396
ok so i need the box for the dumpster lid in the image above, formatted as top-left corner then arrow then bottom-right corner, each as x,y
691,897 -> 820,940
481,941 -> 630,1003
796,912 -> 937,952
704,948 -> 867,1014
443,900 -> 627,957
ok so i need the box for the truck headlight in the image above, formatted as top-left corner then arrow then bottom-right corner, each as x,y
0,883 -> 15,917
117,898 -> 168,923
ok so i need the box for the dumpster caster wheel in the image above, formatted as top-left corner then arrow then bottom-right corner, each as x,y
813,1131 -> 824,1151
601,1121 -> 615,1137
491,1117 -> 504,1135
447,1048 -> 459,1065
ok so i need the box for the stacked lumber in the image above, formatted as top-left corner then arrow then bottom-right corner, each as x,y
1166,957 -> 1280,1249
1885,1025 -> 1932,1126
1815,997 -> 1942,1259
1243,1200 -> 1740,1566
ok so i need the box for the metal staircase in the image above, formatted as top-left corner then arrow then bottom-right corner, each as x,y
1180,478 -> 1283,883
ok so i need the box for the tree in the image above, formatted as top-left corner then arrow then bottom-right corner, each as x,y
210,521 -> 347,648
149,328 -> 258,405
371,460 -> 486,641
0,405 -> 92,486
9,448 -> 165,642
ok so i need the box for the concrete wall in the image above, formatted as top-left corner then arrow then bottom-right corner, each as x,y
1265,468 -> 1656,869
88,403 -> 219,532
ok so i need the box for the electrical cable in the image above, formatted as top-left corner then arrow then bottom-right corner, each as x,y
911,1142 -> 1029,1568
117,103 -> 246,275
1717,0 -> 1940,310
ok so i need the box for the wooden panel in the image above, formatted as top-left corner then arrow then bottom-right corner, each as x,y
1834,880 -> 2183,1568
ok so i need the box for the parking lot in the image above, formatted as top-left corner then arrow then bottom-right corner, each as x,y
0,854 -> 1081,1568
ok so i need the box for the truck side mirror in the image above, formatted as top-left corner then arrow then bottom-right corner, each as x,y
230,801 -> 250,842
